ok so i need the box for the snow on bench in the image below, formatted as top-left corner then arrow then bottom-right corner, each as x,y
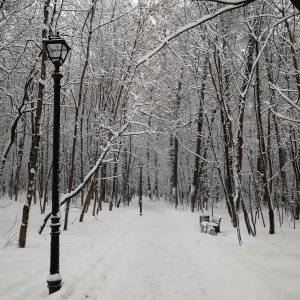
199,214 -> 222,235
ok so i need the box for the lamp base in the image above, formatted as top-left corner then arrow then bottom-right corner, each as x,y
47,277 -> 62,294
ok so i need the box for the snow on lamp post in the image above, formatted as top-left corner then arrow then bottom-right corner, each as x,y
139,162 -> 143,216
43,32 -> 70,295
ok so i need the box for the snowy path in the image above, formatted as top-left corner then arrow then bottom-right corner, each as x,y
1,197 -> 300,300
92,203 -> 206,299
56,200 -> 209,300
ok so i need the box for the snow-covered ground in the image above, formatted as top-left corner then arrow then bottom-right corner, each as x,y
0,196 -> 299,300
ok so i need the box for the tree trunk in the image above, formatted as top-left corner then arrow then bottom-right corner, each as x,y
80,172 -> 97,222
234,33 -> 255,211
190,54 -> 208,212
154,150 -> 159,201
42,163 -> 52,214
97,164 -> 106,214
284,18 -> 300,101
210,46 -> 237,227
14,122 -> 26,202
64,1 -> 96,230
18,0 -> 50,248
254,40 -> 275,234
172,134 -> 179,209
110,153 -> 119,211
267,55 -> 289,205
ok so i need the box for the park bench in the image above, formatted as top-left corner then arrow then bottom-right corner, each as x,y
200,214 -> 222,235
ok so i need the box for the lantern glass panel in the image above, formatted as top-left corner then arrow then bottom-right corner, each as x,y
60,44 -> 69,62
43,35 -> 71,67
46,43 -> 63,63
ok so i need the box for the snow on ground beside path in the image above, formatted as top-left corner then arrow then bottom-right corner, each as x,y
0,196 -> 300,300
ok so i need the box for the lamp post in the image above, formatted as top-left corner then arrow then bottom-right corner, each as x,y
139,162 -> 143,216
43,33 -> 70,295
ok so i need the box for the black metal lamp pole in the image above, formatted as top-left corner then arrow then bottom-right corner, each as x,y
43,33 -> 70,295
139,162 -> 143,216
47,63 -> 63,294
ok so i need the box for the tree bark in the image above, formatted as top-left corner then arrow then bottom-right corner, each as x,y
18,0 -> 50,248
190,54 -> 208,212
14,122 -> 26,202
254,40 -> 275,234
64,1 -> 96,230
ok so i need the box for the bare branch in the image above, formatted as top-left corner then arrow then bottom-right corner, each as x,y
270,83 -> 300,112
136,2 -> 251,67
38,109 -> 137,234
267,103 -> 300,124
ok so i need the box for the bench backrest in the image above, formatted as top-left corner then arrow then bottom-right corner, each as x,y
211,215 -> 222,223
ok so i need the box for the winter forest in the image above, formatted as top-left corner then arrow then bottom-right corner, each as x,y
1,0 -> 300,299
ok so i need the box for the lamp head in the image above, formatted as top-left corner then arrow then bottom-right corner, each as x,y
43,33 -> 71,68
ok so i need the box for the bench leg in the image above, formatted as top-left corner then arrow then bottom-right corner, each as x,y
200,224 -> 208,233
200,225 -> 204,232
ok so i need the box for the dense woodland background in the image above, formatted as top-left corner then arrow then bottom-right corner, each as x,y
1,0 -> 300,247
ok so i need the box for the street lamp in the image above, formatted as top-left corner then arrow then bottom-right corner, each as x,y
139,162 -> 143,216
43,33 -> 71,72
43,33 -> 70,295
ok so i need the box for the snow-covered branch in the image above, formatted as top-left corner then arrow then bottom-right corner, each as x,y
92,7 -> 137,33
195,0 -> 300,11
178,139 -> 217,168
239,12 -> 297,99
136,3 -> 249,67
269,83 -> 300,112
267,103 -> 300,124
39,109 -> 137,234
194,0 -> 254,3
